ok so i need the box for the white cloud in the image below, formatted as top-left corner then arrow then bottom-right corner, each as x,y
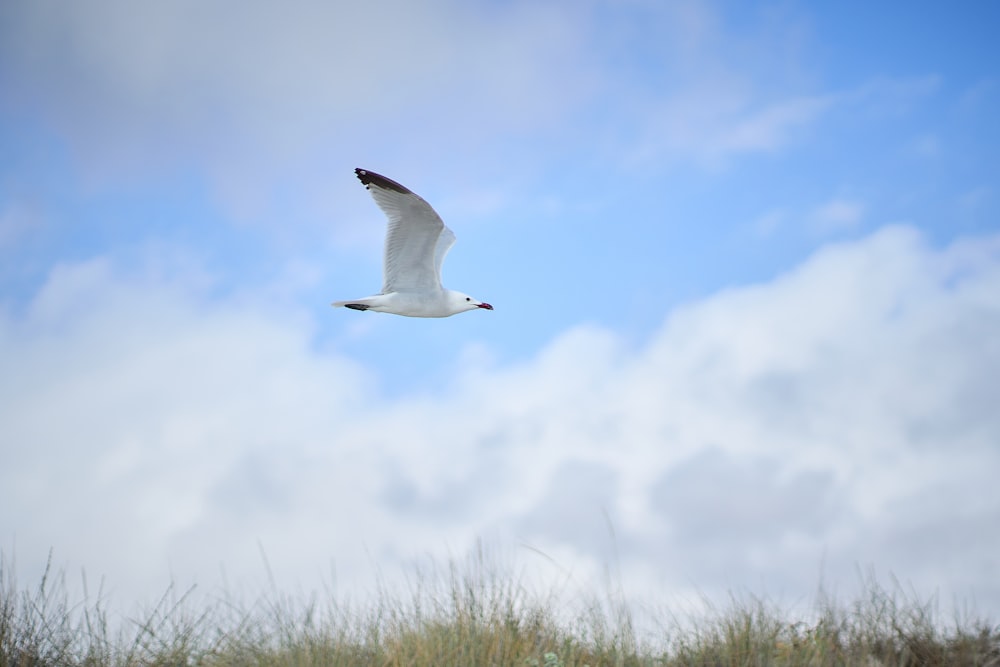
0,0 -> 596,222
624,71 -> 943,169
0,0 -> 886,224
2,225 -> 999,615
0,200 -> 42,250
750,208 -> 787,237
3,1 -> 575,147
1,0 -> 955,239
627,86 -> 833,167
573,2 -> 842,168
721,95 -> 832,154
809,197 -> 866,233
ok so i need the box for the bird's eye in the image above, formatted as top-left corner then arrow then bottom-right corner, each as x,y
466,297 -> 470,301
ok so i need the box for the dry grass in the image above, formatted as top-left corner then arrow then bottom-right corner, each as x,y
2,550 -> 997,667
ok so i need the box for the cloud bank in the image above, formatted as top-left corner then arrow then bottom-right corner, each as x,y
0,0 -> 594,191
3,225 -> 998,614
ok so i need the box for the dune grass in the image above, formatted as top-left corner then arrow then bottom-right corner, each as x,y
2,550 -> 997,666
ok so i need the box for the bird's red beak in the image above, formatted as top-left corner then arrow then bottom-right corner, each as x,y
477,302 -> 494,310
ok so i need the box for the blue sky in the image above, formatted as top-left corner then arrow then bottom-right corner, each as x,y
2,1 -> 999,620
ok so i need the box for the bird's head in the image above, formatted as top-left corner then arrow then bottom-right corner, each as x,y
449,291 -> 493,314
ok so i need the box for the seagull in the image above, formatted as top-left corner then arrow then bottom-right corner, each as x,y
332,168 -> 494,318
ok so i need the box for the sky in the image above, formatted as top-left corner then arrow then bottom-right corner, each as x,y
1,0 -> 999,623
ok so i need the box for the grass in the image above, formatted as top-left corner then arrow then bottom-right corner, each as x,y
2,549 -> 997,666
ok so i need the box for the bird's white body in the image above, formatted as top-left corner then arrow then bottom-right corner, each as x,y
333,289 -> 485,318
332,168 -> 493,318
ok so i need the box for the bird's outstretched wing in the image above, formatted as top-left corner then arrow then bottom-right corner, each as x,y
355,168 -> 454,293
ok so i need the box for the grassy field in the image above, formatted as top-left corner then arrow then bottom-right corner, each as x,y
2,550 -> 997,666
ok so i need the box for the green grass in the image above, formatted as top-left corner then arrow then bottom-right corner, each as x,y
2,550 -> 997,666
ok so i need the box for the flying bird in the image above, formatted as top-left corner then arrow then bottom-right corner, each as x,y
332,168 -> 494,318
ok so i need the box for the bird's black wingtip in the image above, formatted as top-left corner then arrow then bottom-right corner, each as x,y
354,168 -> 412,194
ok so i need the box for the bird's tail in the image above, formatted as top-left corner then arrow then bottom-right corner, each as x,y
331,296 -> 377,311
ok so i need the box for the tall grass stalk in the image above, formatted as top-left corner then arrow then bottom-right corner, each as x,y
1,550 -> 997,666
